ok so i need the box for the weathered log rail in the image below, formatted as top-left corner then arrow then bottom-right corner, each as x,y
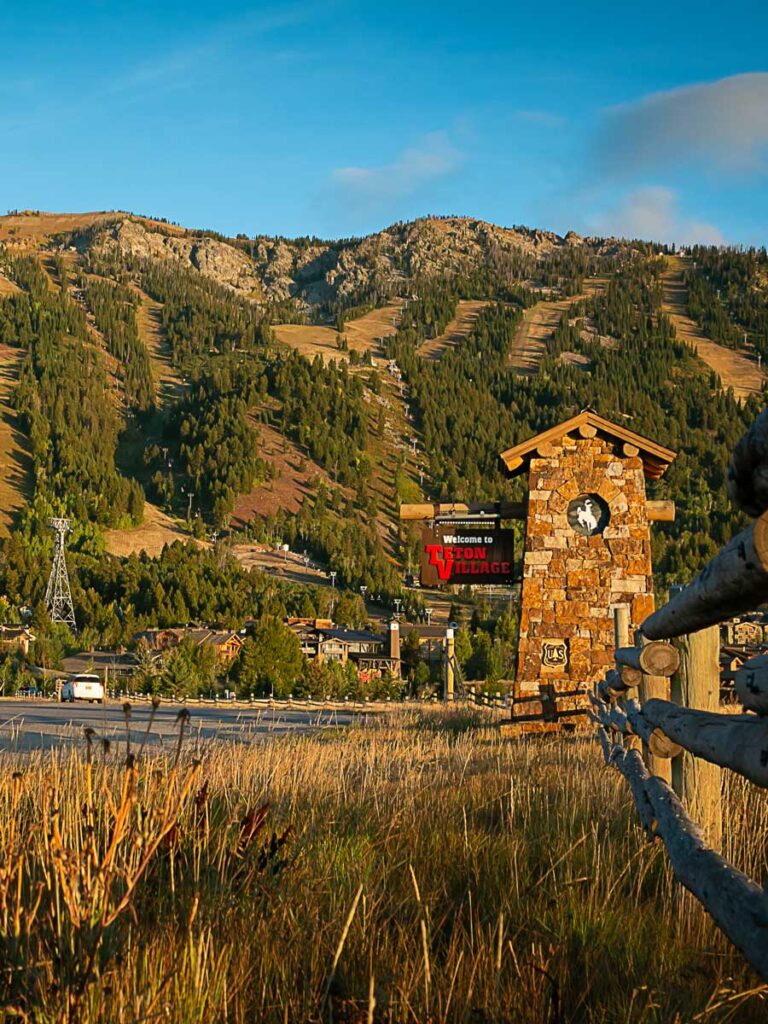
590,407 -> 768,981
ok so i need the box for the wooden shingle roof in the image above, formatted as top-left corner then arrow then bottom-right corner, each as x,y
499,411 -> 676,480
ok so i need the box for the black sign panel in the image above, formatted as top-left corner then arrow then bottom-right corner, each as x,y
420,523 -> 515,586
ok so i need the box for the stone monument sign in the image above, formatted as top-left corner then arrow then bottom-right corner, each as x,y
499,411 -> 676,731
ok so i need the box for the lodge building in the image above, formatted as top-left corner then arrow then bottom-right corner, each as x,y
284,618 -> 401,677
133,627 -> 244,665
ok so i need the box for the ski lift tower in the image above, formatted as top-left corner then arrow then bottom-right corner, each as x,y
45,518 -> 77,631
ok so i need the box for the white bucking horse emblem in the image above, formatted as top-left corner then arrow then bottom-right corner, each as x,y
575,498 -> 599,533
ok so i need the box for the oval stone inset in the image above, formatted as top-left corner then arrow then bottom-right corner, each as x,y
567,494 -> 610,536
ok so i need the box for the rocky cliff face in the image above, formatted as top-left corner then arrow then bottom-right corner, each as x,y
95,220 -> 266,299
2,210 -> 619,312
86,215 -> 599,310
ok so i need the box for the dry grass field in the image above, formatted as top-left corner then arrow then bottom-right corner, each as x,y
0,210 -> 187,248
273,302 -> 402,363
231,420 -> 337,523
0,271 -> 19,297
133,285 -> 185,404
104,501 -> 203,558
0,343 -> 32,535
0,706 -> 765,1023
363,367 -> 423,555
0,210 -> 117,246
510,280 -> 606,375
661,257 -> 764,402
417,300 -> 489,360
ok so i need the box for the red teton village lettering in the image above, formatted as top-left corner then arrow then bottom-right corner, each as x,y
424,537 -> 511,582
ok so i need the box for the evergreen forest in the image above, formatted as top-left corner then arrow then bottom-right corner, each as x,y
0,211 -> 764,692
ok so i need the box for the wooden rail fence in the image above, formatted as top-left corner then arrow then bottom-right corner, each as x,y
590,407 -> 768,980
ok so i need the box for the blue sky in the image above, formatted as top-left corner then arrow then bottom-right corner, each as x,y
1,1 -> 766,245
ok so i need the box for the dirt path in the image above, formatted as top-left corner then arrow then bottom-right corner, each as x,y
661,256 -> 763,402
0,344 -> 32,534
133,287 -> 184,404
510,279 -> 606,375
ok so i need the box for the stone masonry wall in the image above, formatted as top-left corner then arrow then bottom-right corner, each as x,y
515,434 -> 655,713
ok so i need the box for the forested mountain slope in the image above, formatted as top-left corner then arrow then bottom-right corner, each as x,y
0,207 -> 765,644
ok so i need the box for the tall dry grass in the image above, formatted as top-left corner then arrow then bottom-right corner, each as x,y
0,705 -> 766,1023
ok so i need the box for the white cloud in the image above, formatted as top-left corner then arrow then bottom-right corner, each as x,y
516,110 -> 565,128
595,72 -> 768,176
331,132 -> 464,206
109,3 -> 323,95
588,186 -> 726,246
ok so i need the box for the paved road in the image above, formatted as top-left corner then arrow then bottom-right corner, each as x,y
0,699 -> 360,753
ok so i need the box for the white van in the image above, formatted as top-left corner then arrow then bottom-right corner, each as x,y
60,673 -> 105,704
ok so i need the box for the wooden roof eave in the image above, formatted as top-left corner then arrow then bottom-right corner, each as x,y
499,411 -> 676,479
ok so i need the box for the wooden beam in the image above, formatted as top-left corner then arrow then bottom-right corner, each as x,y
590,693 -> 681,758
646,499 -> 675,522
619,665 -> 643,689
503,455 -> 524,474
577,423 -> 597,438
727,408 -> 768,516
734,653 -> 768,714
399,503 -> 435,521
613,606 -> 630,648
626,699 -> 682,758
598,671 -> 626,702
622,442 -> 640,457
589,693 -> 631,735
642,510 -> 768,640
642,698 -> 768,790
399,501 -> 526,522
402,499 -> 672,523
615,642 -> 680,677
642,773 -> 768,981
604,742 -> 657,837
499,410 -> 676,472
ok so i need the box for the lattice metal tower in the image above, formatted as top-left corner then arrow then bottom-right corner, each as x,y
45,518 -> 77,631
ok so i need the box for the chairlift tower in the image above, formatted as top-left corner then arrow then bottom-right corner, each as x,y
45,518 -> 76,631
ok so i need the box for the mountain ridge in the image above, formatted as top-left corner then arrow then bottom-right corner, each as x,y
0,209 -> 635,313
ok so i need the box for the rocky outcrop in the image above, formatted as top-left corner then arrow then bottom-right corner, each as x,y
95,220 -> 264,299
79,213 -> 628,311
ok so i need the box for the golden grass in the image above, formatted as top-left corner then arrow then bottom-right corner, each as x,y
273,302 -> 402,364
0,273 -> 19,297
0,211 -> 118,246
104,501 -> 205,558
662,257 -> 764,403
231,420 -> 335,523
510,280 -> 606,375
345,302 -> 403,347
1,706 -> 766,1022
0,210 -> 188,247
133,285 -> 185,404
0,343 -> 32,535
417,300 -> 489,360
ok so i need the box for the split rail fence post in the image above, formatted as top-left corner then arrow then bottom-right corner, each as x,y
613,606 -> 639,751
671,626 -> 722,849
444,627 -> 455,702
613,605 -> 630,650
